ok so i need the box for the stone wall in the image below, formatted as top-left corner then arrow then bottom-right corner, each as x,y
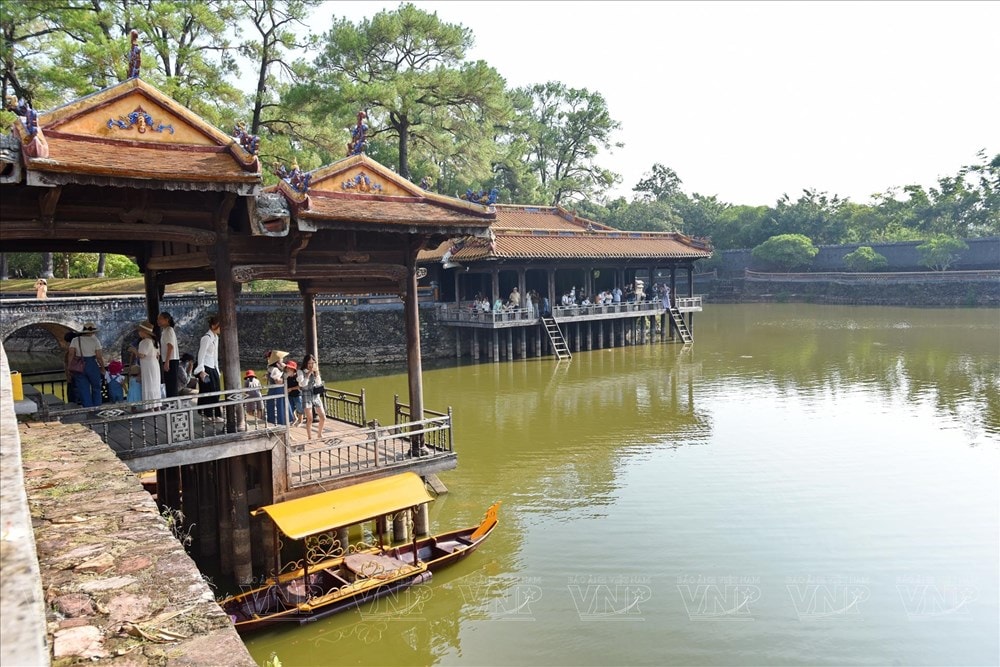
700,276 -> 1000,307
715,237 -> 1000,276
236,303 -> 455,367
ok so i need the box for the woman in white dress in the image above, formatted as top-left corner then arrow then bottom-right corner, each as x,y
136,321 -> 161,407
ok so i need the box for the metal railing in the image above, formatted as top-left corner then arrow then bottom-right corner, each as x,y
437,303 -> 539,324
394,394 -> 453,453
322,387 -> 366,426
52,387 -> 288,458
288,409 -> 454,488
553,301 -> 663,318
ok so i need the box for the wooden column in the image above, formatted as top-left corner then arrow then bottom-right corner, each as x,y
491,331 -> 499,363
404,242 -> 425,456
491,268 -> 500,303
301,289 -> 318,362
143,269 -> 161,324
547,270 -> 556,312
453,270 -> 461,305
472,330 -> 480,361
213,193 -> 243,432
506,330 -> 513,360
455,329 -> 463,359
520,328 -> 527,359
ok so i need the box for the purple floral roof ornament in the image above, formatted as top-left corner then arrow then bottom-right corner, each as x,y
460,187 -> 500,207
274,159 -> 311,194
127,30 -> 142,80
233,121 -> 260,155
346,111 -> 368,156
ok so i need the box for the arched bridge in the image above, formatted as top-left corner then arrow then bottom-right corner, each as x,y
0,295 -> 220,354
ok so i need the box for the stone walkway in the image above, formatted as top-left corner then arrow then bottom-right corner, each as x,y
18,419 -> 255,666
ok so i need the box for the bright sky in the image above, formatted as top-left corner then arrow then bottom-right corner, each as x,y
310,1 -> 1000,206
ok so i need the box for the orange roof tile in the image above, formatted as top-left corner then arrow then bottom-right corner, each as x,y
421,229 -> 712,263
299,192 -> 496,228
493,205 -> 615,232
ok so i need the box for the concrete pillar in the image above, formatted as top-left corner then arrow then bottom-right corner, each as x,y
492,331 -> 499,363
574,323 -> 581,352
336,527 -> 350,555
506,329 -> 513,360
472,330 -> 480,362
455,329 -> 462,359
217,459 -> 233,575
392,511 -> 409,543
197,462 -> 218,559
180,464 -> 198,542
376,515 -> 389,542
598,320 -> 604,349
520,327 -> 527,359
250,451 -> 274,577
228,458 -> 255,585
413,503 -> 430,537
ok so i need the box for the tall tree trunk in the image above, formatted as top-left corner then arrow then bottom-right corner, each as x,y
61,254 -> 70,279
398,121 -> 410,180
251,44 -> 269,135
0,253 -> 7,280
41,252 -> 54,279
96,253 -> 106,277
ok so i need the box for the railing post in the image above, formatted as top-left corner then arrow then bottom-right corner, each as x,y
447,406 -> 454,452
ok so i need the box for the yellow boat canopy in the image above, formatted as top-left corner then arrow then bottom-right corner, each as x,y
253,473 -> 434,540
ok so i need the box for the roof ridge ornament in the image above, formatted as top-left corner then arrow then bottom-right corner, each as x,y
274,159 -> 311,194
5,95 -> 48,158
127,30 -> 141,80
232,121 -> 260,155
346,110 -> 368,156
460,187 -> 499,207
106,105 -> 174,134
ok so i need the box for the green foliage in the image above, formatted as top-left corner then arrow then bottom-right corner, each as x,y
916,235 -> 969,271
517,81 -> 622,205
751,234 -> 818,271
843,246 -> 888,272
102,254 -> 141,277
310,3 -> 510,183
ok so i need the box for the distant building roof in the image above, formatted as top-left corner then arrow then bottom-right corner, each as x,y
420,204 -> 713,263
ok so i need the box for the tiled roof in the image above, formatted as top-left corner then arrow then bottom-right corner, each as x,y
422,231 -> 712,262
273,154 -> 495,231
493,205 -> 615,232
16,78 -> 260,186
28,136 -> 259,183
299,192 -> 497,227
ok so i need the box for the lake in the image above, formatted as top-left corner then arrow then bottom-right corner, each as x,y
246,304 -> 995,665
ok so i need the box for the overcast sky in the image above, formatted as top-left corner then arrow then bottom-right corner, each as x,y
309,0 -> 999,206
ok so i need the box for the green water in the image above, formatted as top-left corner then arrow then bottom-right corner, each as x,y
244,304 -> 996,665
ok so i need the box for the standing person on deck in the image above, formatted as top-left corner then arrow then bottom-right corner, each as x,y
265,350 -> 290,425
193,315 -> 222,420
67,321 -> 106,408
135,321 -> 161,407
158,312 -> 180,398
298,354 -> 327,440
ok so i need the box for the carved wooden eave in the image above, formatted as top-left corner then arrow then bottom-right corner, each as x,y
11,77 -> 261,194
232,262 -> 408,286
0,220 -> 216,245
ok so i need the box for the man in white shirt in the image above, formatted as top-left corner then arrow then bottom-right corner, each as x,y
193,316 -> 222,419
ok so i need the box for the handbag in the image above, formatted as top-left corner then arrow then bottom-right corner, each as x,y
68,339 -> 85,374
315,384 -> 326,398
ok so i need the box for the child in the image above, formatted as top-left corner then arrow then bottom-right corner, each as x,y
105,360 -> 125,403
244,369 -> 264,419
126,364 -> 142,404
285,360 -> 303,426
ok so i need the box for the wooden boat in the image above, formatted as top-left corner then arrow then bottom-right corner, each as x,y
218,472 -> 499,634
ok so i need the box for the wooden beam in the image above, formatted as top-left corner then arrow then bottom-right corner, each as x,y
146,251 -> 211,271
231,262 -> 407,284
1,221 -> 216,245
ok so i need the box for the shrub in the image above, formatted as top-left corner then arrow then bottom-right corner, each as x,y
917,236 -> 969,271
751,234 -> 818,271
843,246 -> 888,272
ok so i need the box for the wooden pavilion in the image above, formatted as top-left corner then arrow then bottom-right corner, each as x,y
420,205 -> 713,360
1,69 -> 493,581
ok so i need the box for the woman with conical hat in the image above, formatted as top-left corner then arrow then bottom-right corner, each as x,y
264,350 -> 290,425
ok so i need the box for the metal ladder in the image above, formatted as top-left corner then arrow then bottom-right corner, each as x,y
541,317 -> 572,360
668,308 -> 693,344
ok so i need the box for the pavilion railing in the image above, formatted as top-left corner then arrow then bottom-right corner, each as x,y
52,387 -> 288,458
744,269 -> 1000,283
287,410 -> 454,488
322,387 -> 366,426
